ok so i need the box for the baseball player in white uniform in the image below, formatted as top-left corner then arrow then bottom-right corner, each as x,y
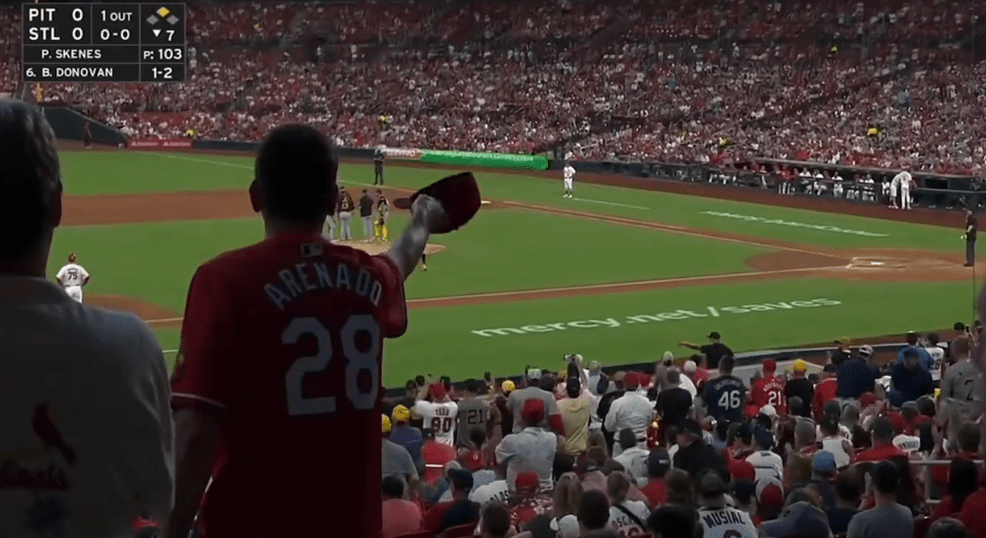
891,171 -> 913,209
832,171 -> 844,198
563,163 -> 576,198
55,253 -> 90,302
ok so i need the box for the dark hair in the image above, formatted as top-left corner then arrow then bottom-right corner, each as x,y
647,505 -> 696,538
906,332 -> 919,346
873,461 -> 899,495
415,375 -> 426,386
928,333 -> 940,345
754,414 -> 772,431
788,397 -> 804,417
955,322 -> 967,331
719,356 -> 735,374
929,519 -> 971,538
819,415 -> 840,437
871,417 -> 895,442
567,377 -> 582,399
539,374 -> 556,392
553,453 -> 575,481
0,99 -> 61,261
405,379 -> 416,391
480,502 -> 512,538
948,459 -> 979,512
566,361 -> 580,380
597,375 -> 610,394
835,470 -> 862,502
381,475 -> 405,498
440,376 -> 452,390
254,124 -> 338,224
578,490 -> 611,530
469,426 -> 486,449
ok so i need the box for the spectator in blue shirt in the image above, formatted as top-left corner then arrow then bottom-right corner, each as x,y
837,345 -> 879,399
895,332 -> 934,371
889,349 -> 934,407
390,405 -> 424,469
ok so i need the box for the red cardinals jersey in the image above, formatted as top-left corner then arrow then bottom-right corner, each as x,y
171,232 -> 407,538
749,376 -> 786,415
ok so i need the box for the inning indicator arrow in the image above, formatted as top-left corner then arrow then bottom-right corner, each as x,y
153,29 -> 161,36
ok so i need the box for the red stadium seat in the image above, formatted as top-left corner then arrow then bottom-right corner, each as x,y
914,515 -> 932,538
393,531 -> 434,538
443,523 -> 477,538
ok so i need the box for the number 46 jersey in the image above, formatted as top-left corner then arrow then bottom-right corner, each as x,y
171,232 -> 407,538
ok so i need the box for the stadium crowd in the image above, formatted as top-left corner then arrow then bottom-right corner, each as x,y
2,0 -> 985,174
374,328 -> 986,538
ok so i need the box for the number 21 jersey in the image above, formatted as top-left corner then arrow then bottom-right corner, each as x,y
171,232 -> 407,538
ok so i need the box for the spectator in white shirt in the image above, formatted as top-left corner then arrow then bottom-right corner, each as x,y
0,99 -> 175,537
495,399 -> 558,491
613,429 -> 650,486
605,372 -> 653,456
746,427 -> 783,486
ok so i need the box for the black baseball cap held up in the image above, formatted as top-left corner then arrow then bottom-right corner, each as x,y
708,332 -> 722,339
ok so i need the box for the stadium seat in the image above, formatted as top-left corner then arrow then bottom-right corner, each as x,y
393,531 -> 434,538
443,523 -> 478,538
914,515 -> 931,538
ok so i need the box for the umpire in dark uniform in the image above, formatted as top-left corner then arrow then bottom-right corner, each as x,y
966,209 -> 977,267
359,189 -> 374,238
373,147 -> 384,185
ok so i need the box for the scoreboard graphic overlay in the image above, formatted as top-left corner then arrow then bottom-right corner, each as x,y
23,3 -> 187,83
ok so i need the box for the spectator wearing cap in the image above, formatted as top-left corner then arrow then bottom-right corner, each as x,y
749,359 -> 787,418
509,470 -> 553,529
614,429 -> 650,486
814,364 -> 840,420
381,476 -> 424,538
856,417 -> 906,463
890,349 -> 934,407
647,504 -> 697,538
423,468 -> 480,534
607,471 -> 651,536
761,495 -> 831,538
828,471 -> 862,535
696,472 -> 758,538
422,428 -> 458,484
640,448 -> 672,507
579,490 -> 618,538
496,399 -> 558,491
890,410 -> 921,454
390,404 -> 424,468
846,461 -> 914,538
382,414 -> 419,490
508,368 -> 565,436
605,371 -> 653,456
673,418 -> 726,482
896,332 -> 935,372
838,345 -> 879,402
785,360 -> 814,418
746,426 -> 783,486
818,416 -> 853,469
833,337 -> 854,367
656,367 -> 693,431
494,380 -> 516,436
680,331 -> 734,370
807,450 -> 839,510
559,375 -> 592,457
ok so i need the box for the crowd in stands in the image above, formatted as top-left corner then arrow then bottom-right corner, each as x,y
2,0 -> 985,174
377,327 -> 986,538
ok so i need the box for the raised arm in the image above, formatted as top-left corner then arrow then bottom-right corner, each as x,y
385,194 -> 447,280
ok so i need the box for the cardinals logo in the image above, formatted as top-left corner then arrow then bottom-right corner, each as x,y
0,402 -> 75,492
32,403 -> 77,466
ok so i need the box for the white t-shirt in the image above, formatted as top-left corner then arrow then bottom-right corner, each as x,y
821,437 -> 853,468
679,374 -> 698,397
614,446 -> 650,486
893,434 -> 922,454
745,450 -> 784,485
609,500 -> 650,536
926,346 -> 945,382
698,507 -> 759,538
0,276 -> 174,538
469,479 -> 510,505
56,263 -> 89,287
414,400 -> 459,446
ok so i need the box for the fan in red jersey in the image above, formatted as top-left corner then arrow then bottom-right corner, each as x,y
747,360 -> 787,417
164,125 -> 453,538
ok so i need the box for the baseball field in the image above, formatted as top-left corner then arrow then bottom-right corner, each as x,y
54,145 -> 980,386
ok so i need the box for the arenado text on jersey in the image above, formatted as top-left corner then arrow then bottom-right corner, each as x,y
263,261 -> 386,310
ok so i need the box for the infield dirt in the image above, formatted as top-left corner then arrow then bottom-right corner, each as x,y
62,149 -> 974,339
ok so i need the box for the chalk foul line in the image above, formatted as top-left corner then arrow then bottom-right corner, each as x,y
144,264 -> 846,326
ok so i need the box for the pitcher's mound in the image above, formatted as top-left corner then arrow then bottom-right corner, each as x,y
332,239 -> 446,257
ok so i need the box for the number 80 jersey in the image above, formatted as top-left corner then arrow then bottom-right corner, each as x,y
414,400 -> 459,446
170,232 -> 408,538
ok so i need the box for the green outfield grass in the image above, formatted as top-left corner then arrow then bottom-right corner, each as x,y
57,151 -> 977,385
